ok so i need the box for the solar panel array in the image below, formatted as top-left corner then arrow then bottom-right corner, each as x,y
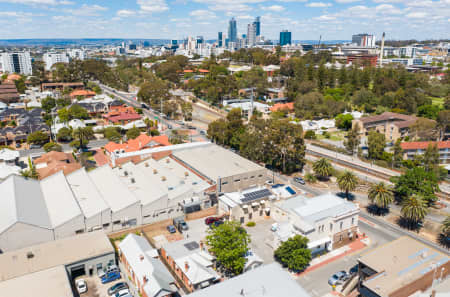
242,188 -> 272,203
184,241 -> 200,251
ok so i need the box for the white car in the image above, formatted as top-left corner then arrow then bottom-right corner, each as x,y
115,289 -> 131,297
76,279 -> 87,294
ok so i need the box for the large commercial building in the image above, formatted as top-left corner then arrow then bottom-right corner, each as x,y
247,23 -> 257,46
352,33 -> 376,47
228,17 -> 237,43
358,236 -> 449,297
43,52 -> 70,70
280,30 -> 292,46
272,193 -> 360,254
218,32 -> 223,47
253,16 -> 261,37
400,141 -> 450,164
0,231 -> 115,297
0,52 -> 32,75
186,263 -> 312,297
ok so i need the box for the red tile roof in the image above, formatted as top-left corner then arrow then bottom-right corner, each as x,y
184,69 -> 194,73
107,113 -> 141,123
104,134 -> 170,153
198,69 -> 210,73
70,90 -> 96,97
400,141 -> 450,150
34,151 -> 81,179
270,102 -> 294,112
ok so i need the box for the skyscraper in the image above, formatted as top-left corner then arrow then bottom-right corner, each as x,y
218,32 -> 223,47
352,33 -> 376,47
247,23 -> 257,46
228,17 -> 237,43
280,30 -> 292,46
253,16 -> 261,37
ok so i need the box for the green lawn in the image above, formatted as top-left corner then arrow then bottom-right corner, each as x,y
431,97 -> 444,107
316,131 -> 345,141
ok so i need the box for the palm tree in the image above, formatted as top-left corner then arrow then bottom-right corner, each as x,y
401,195 -> 428,228
368,182 -> 394,210
72,127 -> 93,149
337,171 -> 358,199
312,158 -> 333,180
441,216 -> 450,238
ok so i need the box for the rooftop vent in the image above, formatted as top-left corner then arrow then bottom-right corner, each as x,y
124,171 -> 128,176
162,176 -> 166,181
153,169 -> 158,174
26,252 -> 34,259
131,178 -> 135,184
184,171 -> 189,177
145,162 -> 149,167
139,255 -> 144,261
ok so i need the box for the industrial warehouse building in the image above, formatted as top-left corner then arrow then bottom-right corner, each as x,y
0,231 -> 115,297
0,142 -> 267,252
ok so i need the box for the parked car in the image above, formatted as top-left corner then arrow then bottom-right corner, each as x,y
265,180 -> 274,186
141,103 -> 149,109
173,217 -> 188,231
205,217 -> 221,225
29,144 -> 41,149
76,279 -> 87,294
328,271 -> 350,286
293,177 -> 305,185
115,289 -> 131,297
108,282 -> 129,296
167,225 -> 176,233
101,271 -> 121,284
349,265 -> 358,275
200,130 -> 206,135
211,220 -> 224,228
97,268 -> 105,279
15,143 -> 21,148
187,125 -> 196,130
167,124 -> 172,129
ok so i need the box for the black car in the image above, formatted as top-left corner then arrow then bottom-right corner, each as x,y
107,282 -> 128,295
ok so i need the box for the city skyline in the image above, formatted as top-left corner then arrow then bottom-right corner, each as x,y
0,0 -> 448,40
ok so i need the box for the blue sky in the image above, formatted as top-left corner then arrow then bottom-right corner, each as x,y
0,0 -> 448,40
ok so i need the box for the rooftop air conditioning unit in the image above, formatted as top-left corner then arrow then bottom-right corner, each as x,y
131,178 -> 135,183
162,176 -> 166,181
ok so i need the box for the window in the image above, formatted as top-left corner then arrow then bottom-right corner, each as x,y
113,220 -> 121,225
75,229 -> 84,234
339,235 -> 343,241
221,181 -> 228,185
234,179 -> 241,182
103,223 -> 110,228
340,222 -> 343,230
351,217 -> 355,225
330,223 -> 333,231
96,263 -> 102,270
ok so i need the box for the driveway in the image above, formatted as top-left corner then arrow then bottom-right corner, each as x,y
243,218 -> 276,264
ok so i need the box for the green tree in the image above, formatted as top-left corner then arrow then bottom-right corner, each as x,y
401,194 -> 428,227
441,216 -> 450,238
57,107 -> 70,123
422,143 -> 439,172
313,158 -> 333,180
43,142 -> 62,152
335,113 -> 353,130
368,182 -> 394,210
304,130 -> 316,139
137,76 -> 170,107
68,104 -> 89,120
345,126 -> 360,155
391,167 -> 438,205
27,131 -> 49,146
181,102 -> 193,121
56,127 -> 73,142
126,126 -> 141,140
417,104 -> 441,120
337,171 -> 358,199
104,127 -> 122,142
392,139 -> 403,168
41,96 -> 56,113
274,235 -> 311,272
206,221 -> 250,275
367,130 -> 386,160
169,130 -> 188,144
21,157 -> 39,179
71,127 -> 93,149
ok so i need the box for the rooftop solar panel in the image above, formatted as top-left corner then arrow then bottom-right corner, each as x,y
241,189 -> 271,203
398,253 -> 438,276
184,241 -> 200,251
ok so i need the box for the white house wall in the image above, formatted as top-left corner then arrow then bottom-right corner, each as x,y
85,209 -> 112,233
0,222 -> 54,252
53,214 -> 86,240
111,202 -> 141,232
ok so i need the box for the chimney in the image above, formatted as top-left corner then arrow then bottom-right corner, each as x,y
240,289 -> 245,296
185,261 -> 189,272
143,275 -> 148,284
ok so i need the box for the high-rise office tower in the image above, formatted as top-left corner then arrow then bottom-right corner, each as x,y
247,23 -> 257,46
253,16 -> 261,37
0,52 -> 32,75
280,30 -> 292,46
228,17 -> 237,43
43,52 -> 70,71
352,33 -> 376,47
218,32 -> 223,47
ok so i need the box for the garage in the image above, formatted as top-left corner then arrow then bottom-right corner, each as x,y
70,264 -> 86,280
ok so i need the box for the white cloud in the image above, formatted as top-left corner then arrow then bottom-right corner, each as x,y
276,0 -> 307,2
0,0 -> 71,4
0,11 -> 33,17
68,4 -> 107,16
138,0 -> 169,13
406,11 -> 428,18
306,2 -> 332,7
314,14 -> 336,20
189,9 -> 217,18
117,9 -> 135,17
262,4 -> 285,11
334,0 -> 360,3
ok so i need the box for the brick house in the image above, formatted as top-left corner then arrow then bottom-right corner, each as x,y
118,234 -> 176,297
400,141 -> 450,164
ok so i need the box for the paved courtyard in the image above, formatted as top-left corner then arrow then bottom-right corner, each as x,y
243,218 -> 276,264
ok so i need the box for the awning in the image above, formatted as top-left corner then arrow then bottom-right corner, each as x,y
265,207 -> 271,212
242,205 -> 248,209
260,200 -> 265,204
251,202 -> 259,207
307,237 -> 331,249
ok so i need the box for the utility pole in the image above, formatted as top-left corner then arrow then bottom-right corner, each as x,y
248,88 -> 254,121
379,32 -> 386,68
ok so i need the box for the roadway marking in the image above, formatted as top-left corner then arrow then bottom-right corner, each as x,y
359,216 -> 376,227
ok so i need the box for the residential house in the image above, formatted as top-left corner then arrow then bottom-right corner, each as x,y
0,82 -> 20,103
41,82 -> 84,92
219,187 -> 273,224
70,89 -> 96,99
265,87 -> 285,99
269,102 -> 294,113
352,112 -> 434,142
104,134 -> 170,162
0,148 -> 19,164
358,236 -> 449,297
160,239 -> 220,292
34,151 -> 82,179
103,105 -> 141,125
119,234 -> 176,297
272,193 -> 360,254
400,141 -> 450,164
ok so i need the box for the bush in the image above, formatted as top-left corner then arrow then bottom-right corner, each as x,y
304,130 -> 316,139
304,173 -> 317,183
246,221 -> 256,227
43,142 -> 62,152
322,131 -> 331,139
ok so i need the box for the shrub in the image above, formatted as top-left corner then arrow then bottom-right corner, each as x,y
304,173 -> 317,183
246,221 -> 256,227
304,130 -> 316,139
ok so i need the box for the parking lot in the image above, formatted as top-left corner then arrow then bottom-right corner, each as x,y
75,274 -> 126,297
243,218 -> 276,264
